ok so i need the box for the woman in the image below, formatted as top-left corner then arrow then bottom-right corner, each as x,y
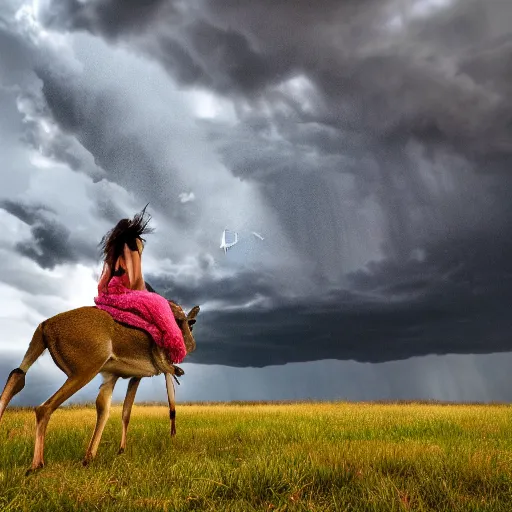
94,205 -> 187,364
96,205 -> 152,294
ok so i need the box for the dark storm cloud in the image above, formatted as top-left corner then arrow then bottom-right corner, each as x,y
0,200 -> 54,226
109,0 -> 512,265
39,0 -> 512,226
39,0 -> 512,159
152,20 -> 287,94
16,223 -> 74,270
40,0 -> 169,39
182,224 -> 512,367
35,0 -> 512,201
146,264 -> 277,306
40,0 -> 291,95
26,0 -> 512,368
0,199 -> 80,269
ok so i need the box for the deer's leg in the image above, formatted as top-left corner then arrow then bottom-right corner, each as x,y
165,373 -> 177,437
118,377 -> 141,454
0,369 -> 25,424
1,324 -> 46,424
83,373 -> 119,465
28,373 -> 96,474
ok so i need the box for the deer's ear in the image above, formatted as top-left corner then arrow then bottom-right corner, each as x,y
187,306 -> 200,320
188,319 -> 196,326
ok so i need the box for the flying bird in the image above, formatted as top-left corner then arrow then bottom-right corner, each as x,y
219,229 -> 265,254
220,229 -> 239,254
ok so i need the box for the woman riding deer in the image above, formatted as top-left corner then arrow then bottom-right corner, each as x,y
0,204 -> 199,473
94,205 -> 186,364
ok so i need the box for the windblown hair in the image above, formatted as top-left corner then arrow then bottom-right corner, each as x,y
98,204 -> 154,272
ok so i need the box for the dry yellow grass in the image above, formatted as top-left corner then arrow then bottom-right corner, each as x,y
1,402 -> 512,511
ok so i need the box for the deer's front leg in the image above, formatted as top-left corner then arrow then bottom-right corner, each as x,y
83,374 -> 118,465
118,377 -> 141,454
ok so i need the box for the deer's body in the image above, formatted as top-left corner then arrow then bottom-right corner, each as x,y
39,306 -> 178,378
0,301 -> 199,474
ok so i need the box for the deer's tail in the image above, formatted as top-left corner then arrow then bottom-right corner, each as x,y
0,322 -> 47,423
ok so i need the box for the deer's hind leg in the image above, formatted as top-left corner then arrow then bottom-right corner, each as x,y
28,371 -> 99,474
83,373 -> 119,466
118,377 -> 141,454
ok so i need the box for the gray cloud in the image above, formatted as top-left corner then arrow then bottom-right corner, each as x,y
38,0 -> 512,159
0,199 -> 54,225
2,0 -> 512,377
0,21 -> 36,88
146,265 -> 276,307
35,66 -> 191,228
40,0 -> 169,39
39,0 -> 512,241
0,199 -> 100,270
16,90 -> 106,182
16,223 -> 74,270
146,222 -> 512,367
40,1 -> 292,95
158,19 -> 289,94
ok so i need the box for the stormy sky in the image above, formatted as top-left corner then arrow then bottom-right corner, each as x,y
1,0 -> 512,404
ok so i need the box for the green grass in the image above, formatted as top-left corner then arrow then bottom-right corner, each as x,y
1,402 -> 512,511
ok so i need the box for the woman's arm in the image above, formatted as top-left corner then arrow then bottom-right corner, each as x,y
97,261 -> 111,294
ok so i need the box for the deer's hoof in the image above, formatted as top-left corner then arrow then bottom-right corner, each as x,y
25,463 -> 44,476
117,447 -> 125,455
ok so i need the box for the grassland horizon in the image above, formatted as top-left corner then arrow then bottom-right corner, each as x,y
1,401 -> 512,511
6,398 -> 512,410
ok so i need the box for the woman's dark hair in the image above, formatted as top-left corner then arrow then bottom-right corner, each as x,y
98,203 -> 154,273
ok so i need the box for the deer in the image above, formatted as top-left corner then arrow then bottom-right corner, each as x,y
0,299 -> 200,475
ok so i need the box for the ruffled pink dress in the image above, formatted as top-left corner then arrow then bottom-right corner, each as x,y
94,273 -> 186,364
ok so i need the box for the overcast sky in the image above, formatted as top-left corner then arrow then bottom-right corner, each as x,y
2,0 -> 512,405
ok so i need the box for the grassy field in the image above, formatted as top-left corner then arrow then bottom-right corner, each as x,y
1,401 -> 512,511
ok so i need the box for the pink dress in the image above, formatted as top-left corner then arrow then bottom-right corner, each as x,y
94,276 -> 187,364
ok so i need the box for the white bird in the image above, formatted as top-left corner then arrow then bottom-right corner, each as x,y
219,229 -> 264,255
220,229 -> 239,254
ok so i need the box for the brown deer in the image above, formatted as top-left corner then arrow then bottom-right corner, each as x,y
0,300 -> 200,474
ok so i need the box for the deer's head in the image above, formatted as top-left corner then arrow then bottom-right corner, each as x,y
168,301 -> 199,354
